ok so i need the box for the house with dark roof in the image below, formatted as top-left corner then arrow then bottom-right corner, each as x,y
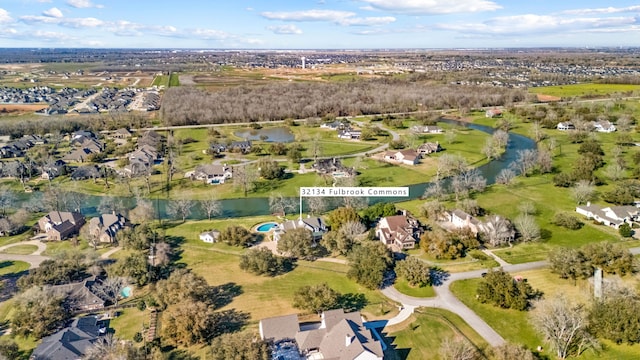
49,277 -> 106,312
64,148 -> 95,163
417,142 -> 442,155
273,216 -> 328,242
313,158 -> 356,178
38,211 -> 85,241
259,309 -> 384,360
30,316 -> 105,360
229,140 -> 252,153
41,160 -> 67,180
376,213 -> 421,250
338,129 -> 362,140
89,213 -> 130,243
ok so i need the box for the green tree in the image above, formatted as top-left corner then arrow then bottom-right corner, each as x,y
0,339 -> 20,360
476,269 -> 541,311
258,158 -> 284,180
109,251 -> 149,286
395,257 -> 431,287
11,286 -> 70,339
619,223 -> 633,238
287,147 -> 302,163
293,283 -> 341,314
219,225 -> 253,247
582,242 -> 634,276
209,333 -> 272,360
154,268 -> 212,309
277,228 -> 317,260
347,242 -> 393,289
548,247 -> 591,284
590,294 -> 640,344
361,202 -> 397,225
552,212 -> 583,230
239,248 -> 291,276
327,207 -> 362,231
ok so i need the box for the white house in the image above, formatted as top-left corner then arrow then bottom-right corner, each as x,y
383,149 -> 421,165
556,121 -> 575,131
576,202 -> 639,229
592,120 -> 616,133
273,216 -> 327,242
338,129 -> 362,140
199,230 -> 220,243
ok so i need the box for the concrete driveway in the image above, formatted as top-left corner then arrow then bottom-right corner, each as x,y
0,239 -> 50,269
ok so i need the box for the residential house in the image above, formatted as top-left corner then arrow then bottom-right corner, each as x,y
383,149 -> 421,165
199,230 -> 220,243
138,130 -> 163,149
73,137 -> 104,153
48,276 -> 105,312
229,140 -> 252,153
338,129 -> 362,140
189,164 -> 233,184
71,165 -> 102,181
38,211 -> 85,241
259,309 -> 384,360
417,142 -> 443,155
31,316 -> 106,360
376,213 -> 422,250
41,160 -> 67,180
444,209 -> 483,236
89,213 -> 129,243
209,143 -> 227,154
313,158 -> 356,178
485,108 -> 503,118
112,128 -> 132,140
273,216 -> 328,242
576,202 -> 639,229
592,120 -> 616,133
556,121 -> 575,131
64,148 -> 94,163
411,125 -> 443,134
321,120 -> 349,130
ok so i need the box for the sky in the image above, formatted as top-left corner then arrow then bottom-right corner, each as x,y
1,0 -> 640,49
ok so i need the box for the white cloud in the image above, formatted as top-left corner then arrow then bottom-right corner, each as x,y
357,0 -> 501,14
437,14 -> 639,36
0,8 -> 14,24
261,9 -> 395,26
267,24 -> 303,35
43,7 -> 64,18
191,28 -> 231,40
20,15 -> 104,28
562,6 -> 640,16
67,0 -> 103,9
262,9 -> 356,22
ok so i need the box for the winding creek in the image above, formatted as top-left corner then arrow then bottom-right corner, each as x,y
13,121 -> 536,219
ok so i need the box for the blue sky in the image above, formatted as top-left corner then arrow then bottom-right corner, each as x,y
1,0 -> 639,48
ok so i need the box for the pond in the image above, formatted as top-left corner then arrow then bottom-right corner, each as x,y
234,126 -> 295,143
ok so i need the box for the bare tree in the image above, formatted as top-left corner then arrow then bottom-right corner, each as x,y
530,295 -> 597,359
167,199 -> 193,222
93,276 -> 127,306
310,134 -> 323,161
451,168 -> 486,201
482,138 -> 500,160
423,179 -> 448,200
439,337 -> 480,360
307,196 -> 329,216
518,202 -> 537,216
444,131 -> 457,145
492,129 -> 509,148
0,187 -> 16,216
201,195 -> 222,220
338,221 -> 366,240
129,199 -> 156,224
529,121 -> 545,142
604,163 -> 625,182
537,149 -> 553,174
97,196 -> 123,215
233,165 -> 257,197
515,149 -> 538,176
616,114 -> 633,132
514,214 -> 540,242
154,242 -> 172,266
269,193 -> 297,217
495,168 -> 516,185
480,215 -> 515,247
571,180 -> 595,205
421,199 -> 446,220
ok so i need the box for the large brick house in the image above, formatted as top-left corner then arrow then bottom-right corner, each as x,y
38,211 -> 85,241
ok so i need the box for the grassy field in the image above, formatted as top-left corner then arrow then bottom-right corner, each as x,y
0,245 -> 38,255
164,220 -> 400,323
529,83 -> 640,98
450,268 -> 640,359
0,260 -> 29,276
168,73 -> 180,87
394,279 -> 436,298
385,308 -> 489,360
152,75 -> 169,87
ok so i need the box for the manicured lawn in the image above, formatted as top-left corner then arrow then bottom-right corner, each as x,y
0,260 -> 30,276
110,307 -> 148,341
394,279 -> 435,298
0,245 -> 38,255
385,308 -> 488,360
529,83 -> 640,98
151,75 -> 169,87
179,246 -> 398,323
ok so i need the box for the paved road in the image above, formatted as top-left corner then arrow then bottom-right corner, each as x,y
0,240 -> 50,269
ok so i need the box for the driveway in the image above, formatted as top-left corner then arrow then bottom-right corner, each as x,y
0,240 -> 50,269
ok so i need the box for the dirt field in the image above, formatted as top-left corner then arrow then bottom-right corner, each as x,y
0,103 -> 48,114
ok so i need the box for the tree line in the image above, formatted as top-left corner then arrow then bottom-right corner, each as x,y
160,79 -> 526,126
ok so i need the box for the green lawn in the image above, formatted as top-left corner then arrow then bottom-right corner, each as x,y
110,307 -> 149,341
529,83 -> 640,98
394,279 -> 435,298
0,260 -> 29,276
385,308 -> 489,360
168,73 -> 180,87
0,245 -> 38,255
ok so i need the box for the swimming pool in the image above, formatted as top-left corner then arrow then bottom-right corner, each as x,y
120,286 -> 132,298
256,222 -> 278,232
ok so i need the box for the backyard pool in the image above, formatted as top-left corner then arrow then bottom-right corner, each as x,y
120,286 -> 132,298
256,222 -> 278,232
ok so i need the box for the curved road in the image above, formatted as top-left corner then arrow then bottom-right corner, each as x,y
0,240 -> 50,269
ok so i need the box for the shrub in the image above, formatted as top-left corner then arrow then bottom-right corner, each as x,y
619,223 -> 633,238
552,212 -> 583,230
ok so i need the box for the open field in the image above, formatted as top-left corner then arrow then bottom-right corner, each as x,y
529,83 -> 640,98
0,245 -> 38,255
0,103 -> 48,114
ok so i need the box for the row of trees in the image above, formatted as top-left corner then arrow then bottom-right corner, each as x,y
161,80 -> 526,126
